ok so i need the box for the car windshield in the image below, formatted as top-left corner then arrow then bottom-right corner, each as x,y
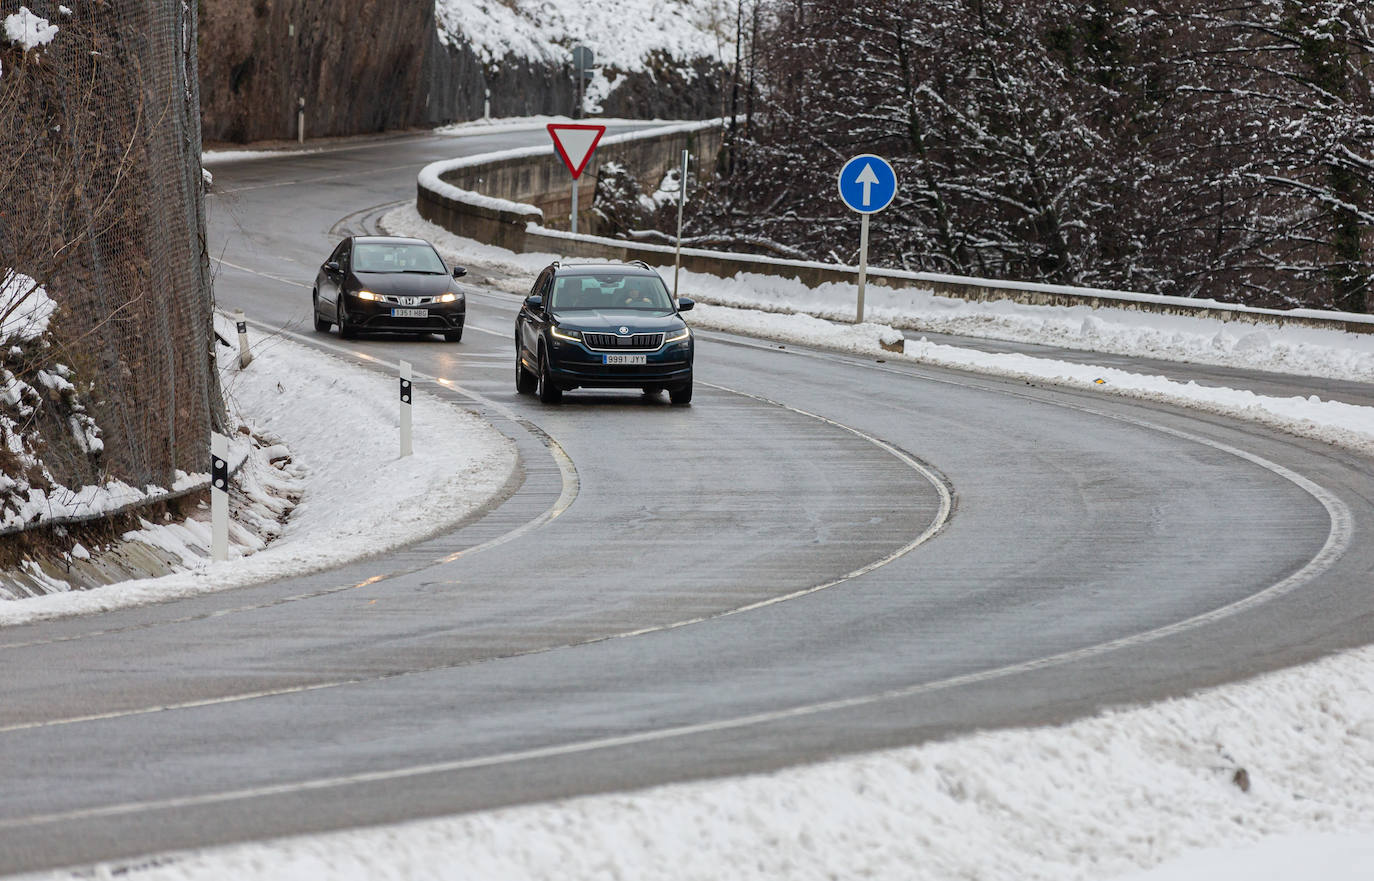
549,274 -> 674,311
352,243 -> 446,274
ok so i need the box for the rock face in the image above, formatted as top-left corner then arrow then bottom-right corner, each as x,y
199,0 -> 721,143
199,0 -> 437,142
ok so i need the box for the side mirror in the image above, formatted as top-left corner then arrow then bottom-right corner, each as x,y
452,266 -> 467,279
326,260 -> 342,273
677,297 -> 695,312
524,295 -> 543,311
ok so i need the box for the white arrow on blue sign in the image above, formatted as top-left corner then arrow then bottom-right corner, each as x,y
837,154 -> 898,214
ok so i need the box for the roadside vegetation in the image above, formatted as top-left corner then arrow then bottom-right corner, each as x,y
675,1 -> 1374,312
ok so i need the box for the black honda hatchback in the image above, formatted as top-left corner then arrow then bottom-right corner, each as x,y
312,235 -> 467,341
516,262 -> 695,404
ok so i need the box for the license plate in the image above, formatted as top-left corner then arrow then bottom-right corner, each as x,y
605,353 -> 647,365
391,308 -> 428,318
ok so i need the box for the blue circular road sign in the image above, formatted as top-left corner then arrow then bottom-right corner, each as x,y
837,154 -> 898,214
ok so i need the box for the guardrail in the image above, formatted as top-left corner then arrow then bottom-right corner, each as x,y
417,123 -> 1374,336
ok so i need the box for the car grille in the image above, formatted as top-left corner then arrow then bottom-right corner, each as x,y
581,332 -> 664,351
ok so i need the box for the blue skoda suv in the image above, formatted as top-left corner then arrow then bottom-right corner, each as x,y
516,262 -> 695,404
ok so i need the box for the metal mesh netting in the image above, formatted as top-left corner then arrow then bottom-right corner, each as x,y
0,1 -> 223,493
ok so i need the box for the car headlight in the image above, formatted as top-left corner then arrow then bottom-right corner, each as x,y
664,327 -> 691,343
551,326 -> 582,342
355,289 -> 380,301
438,292 -> 460,303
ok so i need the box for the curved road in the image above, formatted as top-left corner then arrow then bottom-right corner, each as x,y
3,128 -> 1374,874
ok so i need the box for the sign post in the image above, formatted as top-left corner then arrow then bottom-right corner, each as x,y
837,154 -> 898,323
571,46 -> 594,118
673,148 -> 689,300
547,123 -> 606,235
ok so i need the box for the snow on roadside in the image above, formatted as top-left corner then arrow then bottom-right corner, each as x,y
32,634 -> 1374,881
0,316 -> 516,627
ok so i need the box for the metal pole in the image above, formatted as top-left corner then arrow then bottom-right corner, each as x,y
297,97 -> 305,145
856,213 -> 870,324
570,180 -> 579,235
399,360 -> 413,458
673,149 -> 688,301
234,309 -> 252,368
211,432 -> 229,561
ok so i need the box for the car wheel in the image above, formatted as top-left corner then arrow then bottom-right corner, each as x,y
669,377 -> 693,405
444,325 -> 463,343
337,303 -> 357,340
536,349 -> 562,404
515,349 -> 537,394
641,385 -> 663,396
313,293 -> 330,333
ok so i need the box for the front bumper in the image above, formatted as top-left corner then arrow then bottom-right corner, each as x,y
347,297 -> 464,333
547,337 -> 693,388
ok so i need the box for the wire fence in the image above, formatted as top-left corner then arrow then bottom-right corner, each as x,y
1,1 -> 223,500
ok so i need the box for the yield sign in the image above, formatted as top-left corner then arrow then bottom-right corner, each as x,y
547,123 -> 607,179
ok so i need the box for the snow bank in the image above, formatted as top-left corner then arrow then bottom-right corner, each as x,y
0,316 -> 516,626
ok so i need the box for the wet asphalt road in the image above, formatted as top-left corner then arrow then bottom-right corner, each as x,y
2,127 -> 1374,874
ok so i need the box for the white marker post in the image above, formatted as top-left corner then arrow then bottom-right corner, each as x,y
234,309 -> 252,368
547,124 -> 606,236
837,154 -> 898,325
673,148 -> 689,300
399,360 -> 413,459
211,432 -> 229,562
297,97 -> 306,145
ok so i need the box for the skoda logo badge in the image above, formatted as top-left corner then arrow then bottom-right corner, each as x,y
619,326 -> 629,334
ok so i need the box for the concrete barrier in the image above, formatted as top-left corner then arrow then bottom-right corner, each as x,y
417,124 -> 1374,336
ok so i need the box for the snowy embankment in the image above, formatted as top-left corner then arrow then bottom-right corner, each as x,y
433,0 -> 721,111
0,270 -> 195,547
0,316 -> 515,627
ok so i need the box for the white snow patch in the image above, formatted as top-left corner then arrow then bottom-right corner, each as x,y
3,6 -> 58,51
0,270 -> 57,344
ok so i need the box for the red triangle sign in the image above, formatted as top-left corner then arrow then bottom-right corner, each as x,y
548,123 -> 607,180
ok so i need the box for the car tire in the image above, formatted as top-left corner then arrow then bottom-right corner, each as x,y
641,385 -> 663,396
313,293 -> 330,332
536,350 -> 562,404
444,326 -> 463,343
516,349 -> 537,394
669,377 -> 693,405
337,303 -> 357,340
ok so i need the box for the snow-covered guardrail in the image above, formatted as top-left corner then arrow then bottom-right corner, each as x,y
417,123 -> 1374,336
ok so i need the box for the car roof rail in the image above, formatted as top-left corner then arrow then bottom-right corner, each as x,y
627,260 -> 651,270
